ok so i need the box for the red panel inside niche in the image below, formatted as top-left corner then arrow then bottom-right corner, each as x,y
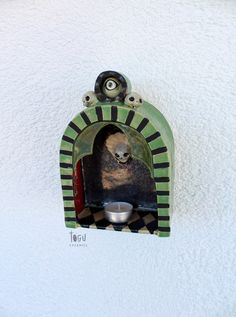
73,160 -> 85,215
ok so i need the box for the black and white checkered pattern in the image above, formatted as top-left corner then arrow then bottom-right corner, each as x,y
77,207 -> 158,234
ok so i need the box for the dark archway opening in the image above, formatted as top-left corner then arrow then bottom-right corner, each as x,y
82,124 -> 157,211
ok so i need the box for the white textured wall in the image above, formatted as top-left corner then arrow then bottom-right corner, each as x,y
0,1 -> 236,316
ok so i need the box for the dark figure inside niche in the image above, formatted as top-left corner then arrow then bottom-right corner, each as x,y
82,125 -> 157,210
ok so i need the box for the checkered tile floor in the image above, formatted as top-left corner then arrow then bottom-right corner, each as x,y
77,207 -> 158,234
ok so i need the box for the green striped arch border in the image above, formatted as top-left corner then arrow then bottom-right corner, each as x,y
60,104 -> 171,236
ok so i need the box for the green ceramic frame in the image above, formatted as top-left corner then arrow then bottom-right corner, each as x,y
60,99 -> 174,237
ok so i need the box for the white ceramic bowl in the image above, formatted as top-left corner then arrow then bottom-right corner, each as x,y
104,202 -> 133,224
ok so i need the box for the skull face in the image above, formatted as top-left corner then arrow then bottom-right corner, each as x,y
105,132 -> 131,164
124,92 -> 143,109
82,91 -> 98,107
114,142 -> 131,164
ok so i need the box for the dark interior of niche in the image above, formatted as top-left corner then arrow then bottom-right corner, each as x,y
82,124 -> 157,211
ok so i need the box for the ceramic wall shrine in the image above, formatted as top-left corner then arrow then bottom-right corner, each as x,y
60,70 -> 174,237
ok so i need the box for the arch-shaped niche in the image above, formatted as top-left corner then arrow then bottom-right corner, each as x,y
81,123 -> 156,209
60,103 -> 174,237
